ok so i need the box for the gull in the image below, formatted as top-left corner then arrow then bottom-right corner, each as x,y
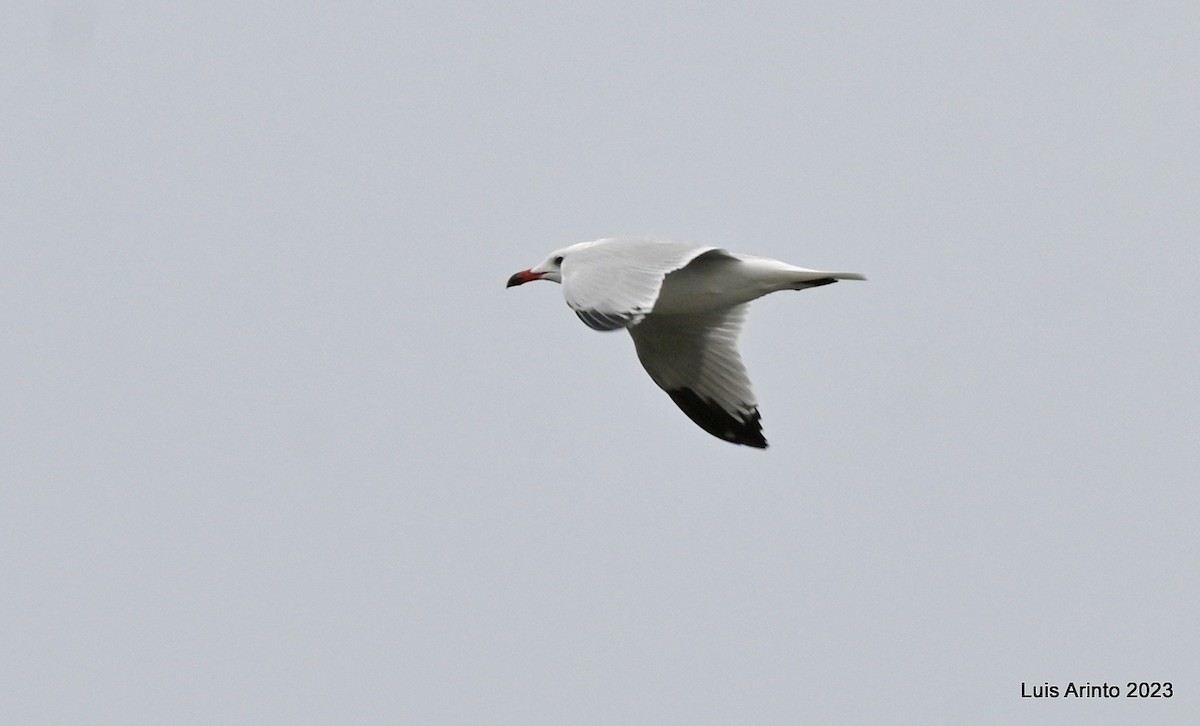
507,237 -> 865,448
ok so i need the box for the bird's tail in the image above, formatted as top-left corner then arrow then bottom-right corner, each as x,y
787,270 -> 867,290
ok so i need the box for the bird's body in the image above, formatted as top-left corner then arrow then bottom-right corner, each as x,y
507,237 -> 864,448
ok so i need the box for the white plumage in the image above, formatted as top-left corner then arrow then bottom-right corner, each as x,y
507,237 -> 865,448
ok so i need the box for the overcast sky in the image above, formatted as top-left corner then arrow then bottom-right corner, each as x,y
3,2 -> 1198,723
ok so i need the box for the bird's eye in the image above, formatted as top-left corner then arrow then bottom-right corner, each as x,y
553,256 -> 564,265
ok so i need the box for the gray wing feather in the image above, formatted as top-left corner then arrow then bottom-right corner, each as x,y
562,238 -> 722,331
628,304 -> 766,447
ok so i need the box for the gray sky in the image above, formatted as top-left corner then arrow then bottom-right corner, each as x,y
3,2 -> 1198,723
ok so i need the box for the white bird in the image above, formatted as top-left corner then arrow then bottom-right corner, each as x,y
507,237 -> 865,448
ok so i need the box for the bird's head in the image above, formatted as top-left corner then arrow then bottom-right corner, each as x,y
506,251 -> 566,287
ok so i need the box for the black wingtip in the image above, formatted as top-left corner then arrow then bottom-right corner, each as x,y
666,388 -> 767,448
796,277 -> 838,289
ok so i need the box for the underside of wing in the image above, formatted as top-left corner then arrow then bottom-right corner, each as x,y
628,305 -> 766,448
563,238 -> 731,331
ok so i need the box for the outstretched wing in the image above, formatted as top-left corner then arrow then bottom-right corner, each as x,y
628,304 -> 766,448
561,238 -> 729,331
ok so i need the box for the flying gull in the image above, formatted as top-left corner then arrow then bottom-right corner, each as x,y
507,237 -> 864,448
